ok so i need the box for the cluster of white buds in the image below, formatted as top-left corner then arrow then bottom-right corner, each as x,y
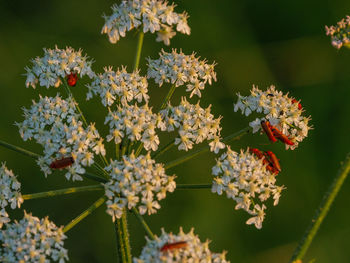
86,66 -> 149,107
325,15 -> 350,49
105,103 -> 165,151
25,46 -> 95,89
234,85 -> 312,150
134,227 -> 229,263
161,97 -> 224,152
101,0 -> 190,45
212,147 -> 284,229
104,152 -> 176,221
147,49 -> 217,98
0,163 -> 23,228
16,95 -> 105,181
0,212 -> 68,262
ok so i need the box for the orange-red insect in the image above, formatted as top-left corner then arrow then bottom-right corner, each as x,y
264,151 -> 281,173
269,125 -> 294,146
67,73 -> 78,87
250,148 -> 265,160
49,156 -> 74,169
291,98 -> 302,110
261,121 -> 277,143
160,241 -> 187,252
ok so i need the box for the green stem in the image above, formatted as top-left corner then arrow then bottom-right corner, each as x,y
165,126 -> 250,170
290,153 -> 350,262
0,139 -> 40,159
133,30 -> 144,70
131,207 -> 155,240
121,210 -> 132,262
176,184 -> 212,189
115,218 -> 127,263
159,84 -> 176,110
22,185 -> 103,200
116,143 -> 120,161
63,195 -> 107,233
135,142 -> 144,157
151,139 -> 175,159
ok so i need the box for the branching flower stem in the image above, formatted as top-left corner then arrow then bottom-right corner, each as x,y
165,126 -> 251,170
131,207 -> 155,240
22,185 -> 103,200
151,139 -> 175,159
290,153 -> 350,262
62,195 -> 107,233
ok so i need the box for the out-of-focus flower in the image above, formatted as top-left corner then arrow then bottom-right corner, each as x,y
325,15 -> 350,49
25,46 -> 95,89
104,152 -> 176,221
212,147 -> 284,229
234,85 -> 312,150
147,49 -> 217,98
134,227 -> 229,263
0,211 -> 68,262
101,0 -> 190,45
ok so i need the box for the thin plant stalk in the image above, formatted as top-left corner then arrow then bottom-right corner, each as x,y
133,30 -> 144,70
115,218 -> 127,263
62,195 -> 107,233
22,185 -> 103,200
165,126 -> 250,170
159,84 -> 176,110
151,139 -> 175,159
131,207 -> 155,240
290,153 -> 350,262
121,211 -> 132,263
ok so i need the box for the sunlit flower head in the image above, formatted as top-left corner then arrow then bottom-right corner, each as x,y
16,95 -> 105,181
147,49 -> 217,98
134,227 -> 229,263
25,46 -> 95,89
104,152 -> 176,221
234,85 -> 312,150
0,211 -> 68,262
0,163 -> 23,228
212,147 -> 284,229
101,0 -> 190,45
161,97 -> 224,152
86,66 -> 149,107
325,15 -> 350,49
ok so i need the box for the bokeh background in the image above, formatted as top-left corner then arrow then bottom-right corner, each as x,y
1,0 -> 350,262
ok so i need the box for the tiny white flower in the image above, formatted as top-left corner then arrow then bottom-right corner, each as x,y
325,15 -> 350,49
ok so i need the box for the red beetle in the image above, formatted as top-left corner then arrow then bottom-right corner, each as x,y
49,156 -> 74,169
67,73 -> 78,87
269,125 -> 295,146
261,121 -> 277,143
160,241 -> 187,252
264,151 -> 281,173
291,98 -> 302,110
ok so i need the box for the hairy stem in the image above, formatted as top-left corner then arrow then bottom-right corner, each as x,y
165,126 -> 250,170
63,195 -> 107,233
290,153 -> 350,262
115,218 -> 127,263
131,207 -> 155,240
22,185 -> 103,200
121,210 -> 132,262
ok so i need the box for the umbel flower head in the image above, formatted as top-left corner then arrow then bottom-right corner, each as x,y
325,15 -> 350,49
101,0 -> 190,45
0,211 -> 68,262
16,95 -> 105,181
0,163 -> 23,228
212,147 -> 284,229
86,66 -> 149,107
25,46 -> 95,89
234,85 -> 312,150
147,49 -> 217,98
104,152 -> 176,221
161,97 -> 224,152
134,227 -> 229,263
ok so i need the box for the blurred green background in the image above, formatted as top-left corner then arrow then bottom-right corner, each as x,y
1,0 -> 350,262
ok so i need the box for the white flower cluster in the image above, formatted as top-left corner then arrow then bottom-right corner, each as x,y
16,95 -> 105,181
0,163 -> 23,228
86,66 -> 149,107
147,49 -> 217,98
101,0 -> 190,45
134,227 -> 229,263
25,46 -> 95,89
105,103 -> 165,151
325,15 -> 350,49
0,212 -> 68,263
234,85 -> 311,150
161,97 -> 224,152
212,147 -> 284,229
104,152 -> 176,221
